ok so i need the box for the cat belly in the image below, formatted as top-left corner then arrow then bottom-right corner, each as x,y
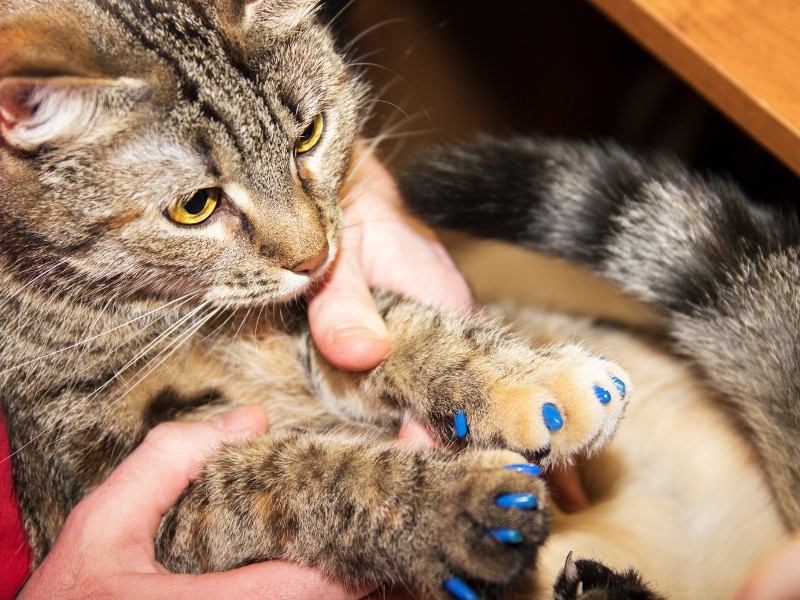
519,316 -> 788,598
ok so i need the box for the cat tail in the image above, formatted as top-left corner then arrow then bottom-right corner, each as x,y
400,135 -> 800,529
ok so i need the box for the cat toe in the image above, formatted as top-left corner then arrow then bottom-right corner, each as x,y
440,344 -> 632,467
431,452 -> 548,592
515,348 -> 632,465
553,553 -> 664,600
543,352 -> 632,462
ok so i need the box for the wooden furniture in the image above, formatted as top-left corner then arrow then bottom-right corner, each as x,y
589,0 -> 800,177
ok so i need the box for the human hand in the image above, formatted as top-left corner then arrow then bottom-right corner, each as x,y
736,533 -> 800,600
19,406 -> 373,600
308,143 -> 473,372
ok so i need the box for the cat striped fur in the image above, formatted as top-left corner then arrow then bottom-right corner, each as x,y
401,135 -> 800,532
1,2 -> 636,598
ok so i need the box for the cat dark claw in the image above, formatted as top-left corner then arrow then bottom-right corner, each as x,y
553,553 -> 663,600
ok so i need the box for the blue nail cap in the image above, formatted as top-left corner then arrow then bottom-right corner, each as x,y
444,577 -> 479,600
454,411 -> 468,438
611,376 -> 626,398
504,463 -> 542,477
542,403 -> 563,431
496,492 -> 538,510
594,385 -> 611,404
489,528 -> 524,544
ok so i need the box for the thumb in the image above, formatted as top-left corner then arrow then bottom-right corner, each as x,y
308,218 -> 390,372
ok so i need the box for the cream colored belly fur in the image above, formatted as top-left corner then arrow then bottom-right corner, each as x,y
451,238 -> 788,598
508,308 -> 787,598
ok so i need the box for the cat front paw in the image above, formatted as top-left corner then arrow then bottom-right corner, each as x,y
447,346 -> 631,467
417,450 -> 548,600
553,553 -> 665,600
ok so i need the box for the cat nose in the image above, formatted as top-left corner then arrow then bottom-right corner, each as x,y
290,243 -> 329,276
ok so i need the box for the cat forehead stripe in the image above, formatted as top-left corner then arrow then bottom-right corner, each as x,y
93,0 -> 285,154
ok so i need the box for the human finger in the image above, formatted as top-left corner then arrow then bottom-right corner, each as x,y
347,146 -> 473,315
120,561 -> 375,600
87,405 -> 268,541
307,223 -> 391,371
393,419 -> 437,449
736,533 -> 800,600
23,559 -> 373,600
545,464 -> 590,513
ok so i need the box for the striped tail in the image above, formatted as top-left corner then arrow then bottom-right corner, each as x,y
401,136 -> 800,529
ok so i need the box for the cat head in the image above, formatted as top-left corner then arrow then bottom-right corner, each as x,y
0,0 -> 366,307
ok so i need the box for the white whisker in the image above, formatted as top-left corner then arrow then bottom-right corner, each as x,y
6,301 -> 214,464
325,0 -> 360,29
0,292 -> 201,377
344,18 -> 406,53
42,304 -> 223,459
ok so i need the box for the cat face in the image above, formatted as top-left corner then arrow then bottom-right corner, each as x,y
0,0 -> 365,307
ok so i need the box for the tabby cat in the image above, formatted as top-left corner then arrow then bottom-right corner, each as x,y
0,0 -> 793,598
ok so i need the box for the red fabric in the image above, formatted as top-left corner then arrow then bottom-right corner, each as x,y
0,407 -> 31,599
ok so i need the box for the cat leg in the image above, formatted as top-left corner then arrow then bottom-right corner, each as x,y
155,430 -> 548,599
312,291 -> 632,468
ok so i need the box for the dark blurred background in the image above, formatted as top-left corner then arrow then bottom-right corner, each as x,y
322,0 -> 800,207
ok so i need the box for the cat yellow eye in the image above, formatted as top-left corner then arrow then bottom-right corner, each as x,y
294,114 -> 324,154
168,188 -> 220,225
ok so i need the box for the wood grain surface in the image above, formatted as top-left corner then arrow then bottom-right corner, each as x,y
589,0 -> 800,176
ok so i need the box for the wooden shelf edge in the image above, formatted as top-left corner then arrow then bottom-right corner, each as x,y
588,0 -> 800,178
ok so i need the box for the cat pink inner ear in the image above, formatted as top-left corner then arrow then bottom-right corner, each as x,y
0,76 -> 142,151
0,79 -> 36,127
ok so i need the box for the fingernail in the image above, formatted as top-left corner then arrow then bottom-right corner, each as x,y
611,376 -> 626,398
488,528 -> 523,544
542,403 -> 563,431
496,493 -> 538,510
444,577 -> 479,600
594,385 -> 611,404
454,411 -> 468,438
504,463 -> 542,476
331,319 -> 388,345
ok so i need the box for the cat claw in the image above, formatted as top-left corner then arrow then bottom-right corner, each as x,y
444,577 -> 479,600
563,551 -> 580,583
542,403 -> 564,431
487,528 -> 524,544
503,463 -> 542,476
495,492 -> 538,510
454,411 -> 469,438
611,376 -> 626,399
593,385 -> 611,404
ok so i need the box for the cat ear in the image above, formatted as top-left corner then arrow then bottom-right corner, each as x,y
0,76 -> 143,151
240,0 -> 320,35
